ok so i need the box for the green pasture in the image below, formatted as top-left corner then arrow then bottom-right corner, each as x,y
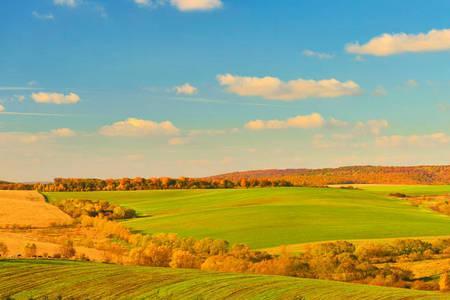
348,184 -> 450,196
0,260 -> 446,300
45,187 -> 450,249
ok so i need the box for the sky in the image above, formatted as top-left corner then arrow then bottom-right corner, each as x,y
2,0 -> 450,181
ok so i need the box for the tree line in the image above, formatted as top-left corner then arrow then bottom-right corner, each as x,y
0,177 -> 293,191
211,165 -> 450,185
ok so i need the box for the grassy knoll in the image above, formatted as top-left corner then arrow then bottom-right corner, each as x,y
0,259 -> 447,300
45,187 -> 450,249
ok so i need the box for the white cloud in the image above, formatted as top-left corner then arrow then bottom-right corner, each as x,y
31,92 -> 80,104
0,104 -> 4,112
376,132 -> 450,147
303,49 -> 334,60
170,0 -> 222,11
346,28 -> 450,56
217,74 -> 361,101
32,11 -> 55,20
54,0 -> 79,7
50,128 -> 77,137
99,118 -> 179,137
175,83 -> 198,95
245,113 -> 325,130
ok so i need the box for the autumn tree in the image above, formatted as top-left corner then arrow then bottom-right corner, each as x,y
169,250 -> 201,269
60,240 -> 76,258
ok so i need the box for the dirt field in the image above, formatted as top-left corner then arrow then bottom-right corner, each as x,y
0,190 -> 72,228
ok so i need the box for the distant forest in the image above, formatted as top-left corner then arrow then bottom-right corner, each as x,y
2,165 -> 450,191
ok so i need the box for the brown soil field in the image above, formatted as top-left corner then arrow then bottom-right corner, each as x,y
0,190 -> 72,227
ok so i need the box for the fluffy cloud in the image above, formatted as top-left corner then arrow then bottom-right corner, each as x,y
170,0 -> 222,11
376,132 -> 450,147
99,118 -> 179,137
217,74 -> 361,101
32,11 -> 55,20
31,92 -> 80,104
175,83 -> 198,95
245,113 -> 325,130
346,28 -> 450,56
302,49 -> 334,60
0,104 -> 4,112
54,0 -> 79,7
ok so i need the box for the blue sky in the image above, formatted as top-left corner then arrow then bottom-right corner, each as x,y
1,0 -> 450,181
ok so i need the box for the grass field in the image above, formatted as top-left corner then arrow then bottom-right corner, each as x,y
338,185 -> 450,196
45,187 -> 450,249
0,259 -> 447,300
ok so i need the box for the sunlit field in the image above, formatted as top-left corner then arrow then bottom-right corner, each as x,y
1,260 -> 446,300
45,187 -> 450,249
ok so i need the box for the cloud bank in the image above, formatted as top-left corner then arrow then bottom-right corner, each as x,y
99,118 -> 179,137
170,0 -> 222,11
346,28 -> 450,56
31,92 -> 80,104
175,83 -> 198,95
245,113 -> 326,130
217,74 -> 360,101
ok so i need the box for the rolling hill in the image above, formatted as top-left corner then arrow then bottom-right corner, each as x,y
209,165 -> 450,185
0,260 -> 446,300
45,187 -> 450,249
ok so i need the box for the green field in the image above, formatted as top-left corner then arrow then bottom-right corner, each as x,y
350,185 -> 450,196
45,187 -> 450,249
1,260 -> 447,300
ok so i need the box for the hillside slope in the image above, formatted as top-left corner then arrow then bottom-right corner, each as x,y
0,260 -> 447,300
209,165 -> 450,185
0,190 -> 72,227
45,187 -> 450,249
